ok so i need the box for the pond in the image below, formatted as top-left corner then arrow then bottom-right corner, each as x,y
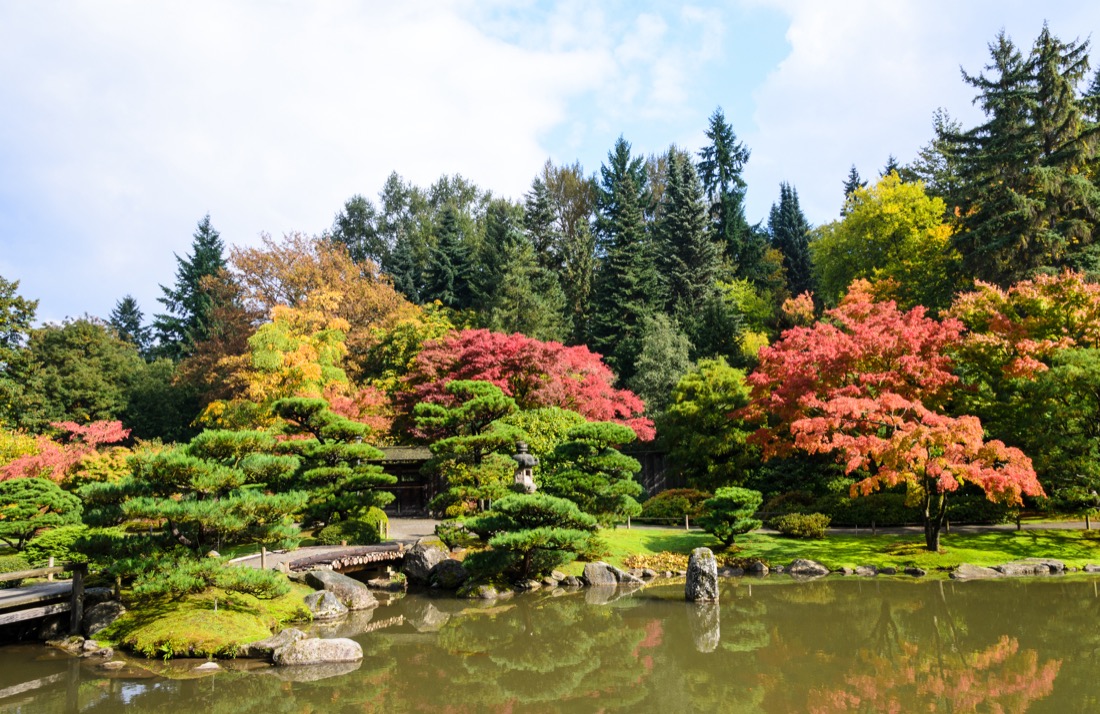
2,577 -> 1099,712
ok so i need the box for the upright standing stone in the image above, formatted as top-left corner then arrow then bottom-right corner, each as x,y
686,547 -> 719,602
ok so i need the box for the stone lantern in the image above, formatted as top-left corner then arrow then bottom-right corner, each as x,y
512,441 -> 538,494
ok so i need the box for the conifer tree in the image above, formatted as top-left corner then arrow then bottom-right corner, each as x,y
656,147 -> 720,319
109,295 -> 151,357
842,165 -> 866,208
768,183 -> 815,298
153,214 -> 227,360
423,205 -> 475,309
387,234 -> 420,302
880,155 -> 901,177
523,176 -> 562,273
697,108 -> 759,277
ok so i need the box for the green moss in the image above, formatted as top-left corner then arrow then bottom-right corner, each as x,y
98,581 -> 314,659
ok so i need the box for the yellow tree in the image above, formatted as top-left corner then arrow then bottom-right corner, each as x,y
812,172 -> 962,310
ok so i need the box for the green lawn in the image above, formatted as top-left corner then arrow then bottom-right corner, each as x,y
571,526 -> 1100,574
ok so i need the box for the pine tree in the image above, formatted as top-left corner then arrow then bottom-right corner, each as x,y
153,214 -> 227,360
523,176 -> 561,272
842,165 -> 867,209
768,183 -> 815,297
387,234 -> 420,302
423,205 -> 475,309
109,295 -> 151,357
880,155 -> 901,177
903,108 -> 965,208
656,147 -> 721,320
697,108 -> 759,278
587,137 -> 661,382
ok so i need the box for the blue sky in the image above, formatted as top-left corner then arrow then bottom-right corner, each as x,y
2,1 -> 1100,323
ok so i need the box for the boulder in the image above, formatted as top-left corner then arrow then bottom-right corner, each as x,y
541,575 -> 559,587
560,575 -> 583,588
305,570 -> 378,611
459,582 -> 514,600
994,558 -> 1065,576
837,567 -> 855,576
429,559 -> 469,590
854,565 -> 877,577
80,640 -> 112,658
272,637 -> 363,666
583,562 -> 642,586
83,601 -> 127,638
403,543 -> 449,584
746,561 -> 769,577
194,662 -> 221,672
517,579 -> 542,591
239,628 -> 308,659
303,590 -> 349,620
788,559 -> 830,578
98,660 -> 126,671
686,548 -> 719,602
1084,564 -> 1100,573
550,570 -> 567,581
904,567 -> 927,577
951,563 -> 1004,580
718,567 -> 744,578
879,566 -> 897,575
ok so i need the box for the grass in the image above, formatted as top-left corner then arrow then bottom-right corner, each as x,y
562,526 -> 1100,575
96,581 -> 314,659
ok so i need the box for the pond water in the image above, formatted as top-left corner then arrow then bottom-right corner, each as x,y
2,577 -> 1100,713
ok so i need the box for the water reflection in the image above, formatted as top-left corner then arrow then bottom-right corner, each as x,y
2,578 -> 1095,712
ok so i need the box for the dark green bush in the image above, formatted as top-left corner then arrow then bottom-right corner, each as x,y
763,491 -> 816,516
816,493 -> 918,527
639,489 -> 712,522
132,558 -> 290,599
945,495 -> 1012,524
770,512 -> 831,539
23,525 -> 89,567
0,554 -> 31,588
435,519 -> 478,550
314,507 -> 388,546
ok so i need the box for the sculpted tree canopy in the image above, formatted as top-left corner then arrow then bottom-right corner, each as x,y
399,328 -> 654,440
746,281 -> 1042,550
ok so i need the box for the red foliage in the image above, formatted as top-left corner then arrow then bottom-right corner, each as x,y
746,282 -> 1042,506
322,383 -> 393,438
398,329 -> 654,440
1,421 -> 130,482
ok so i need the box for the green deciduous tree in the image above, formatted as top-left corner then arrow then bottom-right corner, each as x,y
331,193 -> 386,267
0,275 -> 38,427
628,314 -> 693,416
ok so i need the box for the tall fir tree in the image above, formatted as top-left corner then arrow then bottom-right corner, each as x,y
523,176 -> 562,273
952,27 -> 1100,285
423,204 -> 475,310
903,108 -> 965,209
842,165 -> 867,210
768,183 -> 815,298
588,137 -> 660,382
655,147 -> 720,319
880,155 -> 901,177
109,295 -> 151,358
153,214 -> 226,361
697,108 -> 762,279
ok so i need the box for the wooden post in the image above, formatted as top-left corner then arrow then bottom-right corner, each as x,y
626,516 -> 631,530
685,515 -> 690,531
69,564 -> 86,635
871,520 -> 876,536
261,547 -> 267,569
48,557 -> 54,581
1087,513 -> 1091,530
945,519 -> 950,534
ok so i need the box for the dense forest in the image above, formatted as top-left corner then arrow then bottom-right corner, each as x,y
3,26 -> 1100,570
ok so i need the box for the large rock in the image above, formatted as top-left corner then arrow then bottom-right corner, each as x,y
994,558 -> 1066,577
83,601 -> 127,637
305,570 -> 378,611
583,562 -> 643,586
238,628 -> 308,659
429,559 -> 469,590
854,565 -> 877,577
272,637 -> 363,666
951,563 -> 1004,580
686,548 -> 719,602
746,561 -> 769,577
367,576 -> 408,593
403,543 -> 450,584
1084,564 -> 1100,573
304,590 -> 349,620
788,559 -> 830,578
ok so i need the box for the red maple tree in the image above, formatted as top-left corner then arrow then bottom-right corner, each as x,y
397,329 -> 654,441
1,421 -> 131,483
746,282 -> 1042,550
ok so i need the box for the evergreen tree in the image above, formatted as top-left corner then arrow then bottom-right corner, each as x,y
628,313 -> 694,416
697,108 -> 760,278
768,183 -> 815,297
656,147 -> 721,319
387,233 -> 420,302
423,205 -> 475,309
0,276 -> 37,426
588,137 -> 661,381
109,294 -> 151,357
880,155 -> 901,177
541,421 -> 644,527
842,165 -> 867,208
153,214 -> 227,360
474,199 -> 526,306
542,161 -> 599,344
331,194 -> 386,268
523,176 -> 562,272
952,27 -> 1100,285
903,108 -> 965,208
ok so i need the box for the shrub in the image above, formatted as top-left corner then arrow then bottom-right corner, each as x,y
23,525 -> 89,567
132,559 -> 290,599
314,507 -> 388,546
697,487 -> 763,547
770,512 -> 831,539
435,519 -> 478,550
762,491 -> 816,516
639,489 -> 712,522
0,554 -> 31,588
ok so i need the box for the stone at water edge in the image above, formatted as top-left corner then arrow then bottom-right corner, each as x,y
854,565 -> 877,577
305,570 -> 378,611
583,561 -> 643,586
304,590 -> 349,620
429,558 -> 469,590
238,628 -> 308,659
950,563 -> 1003,580
272,638 -> 363,666
83,601 -> 127,637
787,559 -> 830,577
686,548 -> 719,602
403,543 -> 449,584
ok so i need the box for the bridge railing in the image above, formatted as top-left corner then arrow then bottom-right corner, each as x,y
0,561 -> 87,633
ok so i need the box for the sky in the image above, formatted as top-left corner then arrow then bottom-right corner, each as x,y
2,1 -> 1100,324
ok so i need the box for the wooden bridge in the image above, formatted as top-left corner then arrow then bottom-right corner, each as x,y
284,543 -> 406,573
0,563 -> 86,633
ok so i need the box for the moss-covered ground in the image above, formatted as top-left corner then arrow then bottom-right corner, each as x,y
96,581 -> 314,659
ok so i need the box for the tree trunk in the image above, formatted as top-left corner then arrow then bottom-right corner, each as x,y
923,492 -> 948,551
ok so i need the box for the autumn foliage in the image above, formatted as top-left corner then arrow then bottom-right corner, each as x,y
1,420 -> 130,482
746,282 -> 1042,549
399,329 -> 654,440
